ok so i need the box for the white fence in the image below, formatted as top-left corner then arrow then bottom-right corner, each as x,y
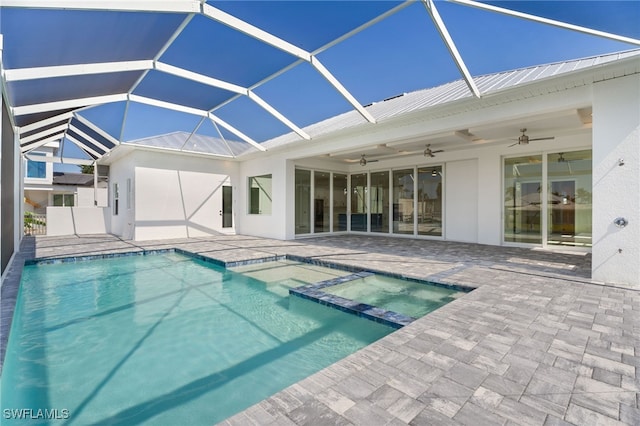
46,207 -> 110,236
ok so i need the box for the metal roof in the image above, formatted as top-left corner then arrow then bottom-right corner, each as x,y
261,49 -> 640,150
2,1 -> 639,163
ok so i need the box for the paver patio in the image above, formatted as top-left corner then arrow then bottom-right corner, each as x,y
1,234 -> 637,425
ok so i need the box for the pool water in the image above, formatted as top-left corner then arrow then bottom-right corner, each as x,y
229,260 -> 351,297
1,253 -> 393,425
324,275 -> 465,318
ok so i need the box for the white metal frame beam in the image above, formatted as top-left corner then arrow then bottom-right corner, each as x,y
311,57 -> 376,123
20,123 -> 69,144
201,4 -> 311,61
65,134 -> 103,159
24,154 -> 95,166
20,132 -> 65,153
0,1 -> 201,13
422,0 -> 481,98
201,3 -> 374,124
72,113 -> 120,146
7,59 -> 312,139
207,114 -> 265,152
4,60 -> 153,81
18,111 -> 74,135
68,123 -> 111,153
12,94 -> 128,116
449,0 -> 640,46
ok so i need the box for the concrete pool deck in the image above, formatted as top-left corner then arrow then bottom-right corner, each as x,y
1,234 -> 637,425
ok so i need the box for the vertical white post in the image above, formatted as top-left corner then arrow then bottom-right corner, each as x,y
592,74 -> 640,288
93,161 -> 98,206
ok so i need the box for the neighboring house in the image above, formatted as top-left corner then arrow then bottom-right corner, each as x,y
23,144 -> 108,234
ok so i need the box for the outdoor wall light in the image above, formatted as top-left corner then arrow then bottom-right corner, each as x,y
613,217 -> 628,228
618,158 -> 625,166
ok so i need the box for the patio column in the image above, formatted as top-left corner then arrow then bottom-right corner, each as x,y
591,74 -> 640,288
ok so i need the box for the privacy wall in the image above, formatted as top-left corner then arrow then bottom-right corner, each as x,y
1,102 -> 15,275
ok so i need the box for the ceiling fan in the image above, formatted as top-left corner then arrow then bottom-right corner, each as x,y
359,154 -> 379,166
423,144 -> 444,158
509,128 -> 555,147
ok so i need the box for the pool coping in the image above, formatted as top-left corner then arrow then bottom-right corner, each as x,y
21,247 -> 475,331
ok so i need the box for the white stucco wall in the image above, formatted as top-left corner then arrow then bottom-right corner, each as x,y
108,151 -> 135,239
445,159 -> 478,243
592,74 -> 640,287
237,156 -> 288,239
127,150 -> 238,241
46,206 -> 109,236
77,187 -> 108,207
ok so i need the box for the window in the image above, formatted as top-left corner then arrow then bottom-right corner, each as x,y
113,183 -> 119,216
26,152 -> 46,179
52,194 -> 74,207
248,174 -> 272,215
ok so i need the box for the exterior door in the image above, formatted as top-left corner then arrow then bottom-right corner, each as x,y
222,186 -> 232,228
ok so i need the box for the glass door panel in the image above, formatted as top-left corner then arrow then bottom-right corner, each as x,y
417,166 -> 442,236
314,171 -> 330,233
547,150 -> 592,247
504,156 -> 542,244
295,169 -> 311,234
222,186 -> 232,228
351,173 -> 368,231
370,171 -> 389,233
333,173 -> 347,232
393,169 -> 414,235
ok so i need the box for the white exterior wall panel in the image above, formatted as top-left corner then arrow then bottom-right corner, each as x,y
131,150 -> 238,241
592,74 -> 640,287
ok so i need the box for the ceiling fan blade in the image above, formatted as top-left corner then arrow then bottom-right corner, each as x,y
368,159 -> 379,163
529,136 -> 555,141
508,142 -> 519,147
433,150 -> 444,153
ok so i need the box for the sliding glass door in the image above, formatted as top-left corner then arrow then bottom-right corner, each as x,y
333,174 -> 347,232
504,156 -> 542,244
504,150 -> 591,247
547,150 -> 592,247
295,169 -> 311,234
351,173 -> 368,232
417,166 -> 442,236
393,169 -> 414,235
314,171 -> 330,233
370,171 -> 389,233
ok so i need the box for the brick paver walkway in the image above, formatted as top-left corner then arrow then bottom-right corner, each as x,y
1,234 -> 637,425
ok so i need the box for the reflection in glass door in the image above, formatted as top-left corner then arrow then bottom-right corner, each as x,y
370,171 -> 389,233
547,150 -> 592,247
333,174 -> 347,232
314,172 -> 330,233
417,166 -> 442,236
222,186 -> 232,228
351,173 -> 368,231
393,169 -> 414,235
504,156 -> 542,244
295,169 -> 311,234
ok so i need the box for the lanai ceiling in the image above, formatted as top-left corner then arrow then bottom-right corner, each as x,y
1,1 -> 639,164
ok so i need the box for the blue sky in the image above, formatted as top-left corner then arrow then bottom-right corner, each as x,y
7,1 -> 634,172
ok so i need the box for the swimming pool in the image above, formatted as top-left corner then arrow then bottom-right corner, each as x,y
1,253 -> 393,425
323,274 -> 465,318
